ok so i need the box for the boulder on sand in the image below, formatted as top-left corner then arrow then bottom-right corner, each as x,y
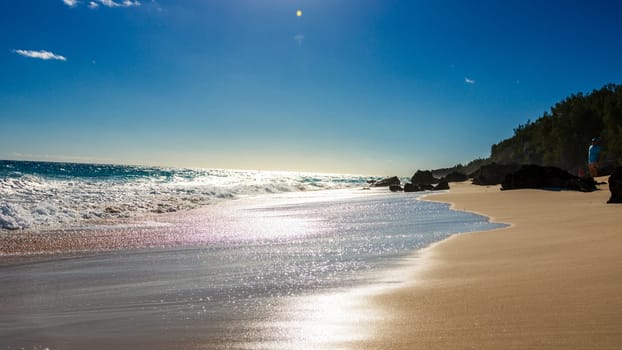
607,166 -> 622,203
411,170 -> 437,186
433,180 -> 450,191
442,171 -> 468,183
372,176 -> 400,187
389,185 -> 403,192
501,164 -> 596,192
403,183 -> 421,192
419,184 -> 435,191
471,163 -> 521,186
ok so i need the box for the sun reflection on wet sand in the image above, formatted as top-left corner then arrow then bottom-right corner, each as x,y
1,188 -> 501,349
239,288 -> 388,350
243,253 -> 431,350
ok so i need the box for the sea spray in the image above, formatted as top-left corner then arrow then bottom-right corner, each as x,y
0,160 -> 372,231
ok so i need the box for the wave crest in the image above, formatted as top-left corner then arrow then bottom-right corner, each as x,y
0,162 -> 371,231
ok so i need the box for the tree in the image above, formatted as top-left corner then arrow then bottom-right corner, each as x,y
488,84 -> 621,172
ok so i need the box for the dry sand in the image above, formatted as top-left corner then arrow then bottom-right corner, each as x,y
358,178 -> 622,349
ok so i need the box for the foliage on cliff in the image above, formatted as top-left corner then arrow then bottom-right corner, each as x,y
431,158 -> 491,178
490,84 -> 622,171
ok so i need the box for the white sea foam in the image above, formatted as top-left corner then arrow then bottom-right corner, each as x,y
0,164 -> 372,231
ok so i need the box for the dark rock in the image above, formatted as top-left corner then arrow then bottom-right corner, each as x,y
471,163 -> 521,186
389,185 -> 403,192
501,164 -> 597,192
442,171 -> 468,183
434,181 -> 450,191
372,176 -> 400,187
599,161 -> 618,177
403,183 -> 422,192
607,166 -> 622,203
565,177 -> 598,192
419,184 -> 434,191
411,170 -> 437,186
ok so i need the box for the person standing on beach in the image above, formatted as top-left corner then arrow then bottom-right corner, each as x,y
588,137 -> 601,177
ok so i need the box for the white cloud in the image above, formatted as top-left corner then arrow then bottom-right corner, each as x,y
98,0 -> 140,7
122,0 -> 140,6
465,77 -> 476,84
152,0 -> 162,12
65,0 -> 140,8
13,49 -> 67,61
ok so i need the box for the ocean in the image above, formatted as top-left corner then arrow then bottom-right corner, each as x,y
0,160 -> 505,349
0,160 -> 370,231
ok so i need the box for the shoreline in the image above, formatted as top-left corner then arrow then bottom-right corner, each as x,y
355,179 -> 622,349
0,187 -> 504,349
3,180 -> 621,348
0,188 -> 385,257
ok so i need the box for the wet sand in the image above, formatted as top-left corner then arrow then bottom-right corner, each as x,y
0,189 -> 501,349
357,179 -> 622,349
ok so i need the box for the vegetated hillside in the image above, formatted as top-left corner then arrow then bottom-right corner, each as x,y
431,84 -> 622,177
431,158 -> 491,178
490,83 -> 622,172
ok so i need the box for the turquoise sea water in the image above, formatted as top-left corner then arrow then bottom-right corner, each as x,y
0,160 -> 371,231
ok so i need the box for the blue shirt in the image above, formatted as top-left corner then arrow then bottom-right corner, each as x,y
588,144 -> 601,164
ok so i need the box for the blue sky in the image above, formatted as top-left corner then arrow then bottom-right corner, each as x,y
1,0 -> 621,175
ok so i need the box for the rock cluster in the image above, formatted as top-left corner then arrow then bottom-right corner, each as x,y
376,162 -> 620,199
471,163 -> 521,185
394,170 -> 450,192
442,171 -> 468,183
501,164 -> 596,192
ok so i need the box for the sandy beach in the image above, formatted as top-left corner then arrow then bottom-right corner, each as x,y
358,178 -> 622,349
2,179 -> 621,349
0,188 -> 502,349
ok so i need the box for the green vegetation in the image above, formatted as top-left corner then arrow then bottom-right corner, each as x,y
434,84 -> 622,177
432,158 -> 491,178
490,84 -> 622,172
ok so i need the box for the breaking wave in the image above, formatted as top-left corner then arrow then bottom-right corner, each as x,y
0,160 -> 372,231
